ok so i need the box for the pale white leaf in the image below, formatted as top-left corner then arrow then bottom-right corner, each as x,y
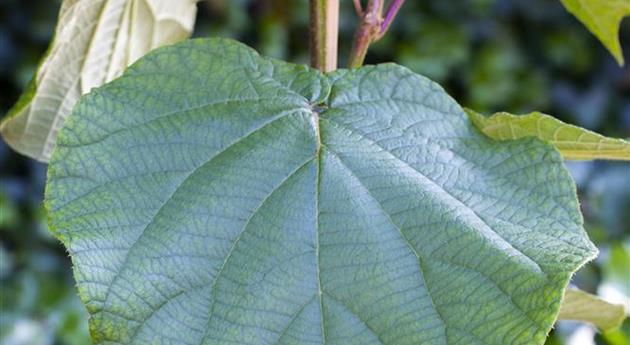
0,0 -> 198,162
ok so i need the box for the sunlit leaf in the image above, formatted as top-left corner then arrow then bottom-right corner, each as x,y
559,0 -> 630,65
46,38 -> 597,345
466,109 -> 630,161
558,289 -> 627,331
0,0 -> 198,162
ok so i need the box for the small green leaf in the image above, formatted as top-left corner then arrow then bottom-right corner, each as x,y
559,0 -> 630,65
46,38 -> 597,345
0,0 -> 198,162
604,245 -> 630,296
465,109 -> 630,161
558,289 -> 627,331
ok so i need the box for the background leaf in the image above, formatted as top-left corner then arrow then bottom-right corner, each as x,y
466,109 -> 630,160
46,38 -> 597,345
559,0 -> 630,65
0,0 -> 198,162
558,289 -> 627,331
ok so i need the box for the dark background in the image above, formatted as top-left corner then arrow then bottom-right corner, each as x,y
0,1 -> 629,344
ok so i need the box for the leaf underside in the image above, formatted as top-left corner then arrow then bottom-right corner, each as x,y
465,109 -> 630,161
558,289 -> 627,331
559,0 -> 630,65
0,0 -> 198,162
46,38 -> 597,345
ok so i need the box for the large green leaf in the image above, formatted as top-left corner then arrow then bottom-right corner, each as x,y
466,109 -> 630,161
1,0 -> 198,162
558,289 -> 627,331
559,0 -> 630,65
46,38 -> 597,345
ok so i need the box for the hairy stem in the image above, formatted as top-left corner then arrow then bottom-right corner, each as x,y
309,0 -> 339,72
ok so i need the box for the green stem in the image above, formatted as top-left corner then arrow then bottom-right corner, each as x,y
309,0 -> 339,72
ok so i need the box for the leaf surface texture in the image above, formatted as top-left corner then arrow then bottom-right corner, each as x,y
46,38 -> 597,345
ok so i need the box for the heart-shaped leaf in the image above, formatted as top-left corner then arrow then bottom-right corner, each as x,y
46,38 -> 597,345
1,0 -> 198,162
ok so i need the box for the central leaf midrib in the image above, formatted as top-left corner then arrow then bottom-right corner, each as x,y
313,105 -> 326,345
323,147 -> 447,344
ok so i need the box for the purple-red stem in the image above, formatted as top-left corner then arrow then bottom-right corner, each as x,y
347,0 -> 383,68
348,0 -> 406,68
353,0 -> 364,16
379,0 -> 405,39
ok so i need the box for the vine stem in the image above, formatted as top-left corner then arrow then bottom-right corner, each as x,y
348,0 -> 406,68
353,0 -> 364,16
309,0 -> 339,72
378,0 -> 405,39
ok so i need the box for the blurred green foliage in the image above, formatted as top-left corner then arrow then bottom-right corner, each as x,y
1,0 -> 628,344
